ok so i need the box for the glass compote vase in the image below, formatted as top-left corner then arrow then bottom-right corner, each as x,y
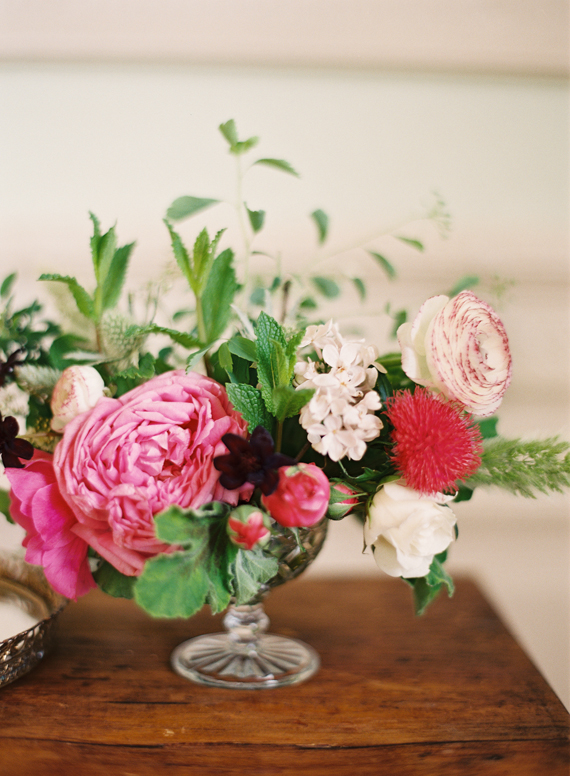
171,519 -> 328,689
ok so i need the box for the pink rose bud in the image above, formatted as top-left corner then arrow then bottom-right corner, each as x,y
50,365 -> 106,433
331,482 -> 359,516
262,463 -> 330,528
227,506 -> 271,551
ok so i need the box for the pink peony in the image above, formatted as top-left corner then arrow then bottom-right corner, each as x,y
53,370 -> 252,576
6,451 -> 96,599
262,463 -> 330,528
398,291 -> 512,417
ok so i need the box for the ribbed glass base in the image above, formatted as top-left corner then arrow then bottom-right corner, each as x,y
171,603 -> 319,689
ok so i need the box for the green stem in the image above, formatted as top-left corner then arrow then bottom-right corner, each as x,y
275,421 -> 284,453
235,155 -> 252,294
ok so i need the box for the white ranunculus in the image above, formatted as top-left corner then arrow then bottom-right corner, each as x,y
397,291 -> 512,417
364,482 -> 456,579
50,365 -> 106,433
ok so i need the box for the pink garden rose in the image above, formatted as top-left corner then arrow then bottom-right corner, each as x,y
227,506 -> 271,551
6,451 -> 96,599
397,291 -> 512,417
53,370 -> 252,576
262,463 -> 330,528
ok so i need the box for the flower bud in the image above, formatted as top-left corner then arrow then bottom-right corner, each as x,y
262,463 -> 330,528
227,506 -> 271,551
50,366 -> 106,433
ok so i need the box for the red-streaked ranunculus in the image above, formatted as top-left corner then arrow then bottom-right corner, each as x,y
6,451 -> 96,599
53,370 -> 252,576
262,463 -> 330,528
364,481 -> 456,579
397,291 -> 512,417
227,506 -> 271,550
50,365 -> 106,433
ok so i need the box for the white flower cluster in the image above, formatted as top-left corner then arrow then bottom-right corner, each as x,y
294,320 -> 383,462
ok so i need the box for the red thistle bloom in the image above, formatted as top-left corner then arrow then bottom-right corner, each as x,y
385,388 -> 482,495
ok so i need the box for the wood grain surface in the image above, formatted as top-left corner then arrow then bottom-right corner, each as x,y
0,577 -> 568,775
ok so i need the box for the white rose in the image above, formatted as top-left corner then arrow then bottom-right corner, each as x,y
364,481 -> 456,578
397,291 -> 512,417
50,365 -> 106,433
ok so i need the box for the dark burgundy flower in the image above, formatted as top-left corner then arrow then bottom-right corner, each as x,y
214,425 -> 295,496
0,349 -> 25,388
0,412 -> 34,469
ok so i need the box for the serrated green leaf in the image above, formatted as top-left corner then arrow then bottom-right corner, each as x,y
201,248 -> 238,343
368,251 -> 397,280
101,242 -> 135,312
311,276 -> 340,298
272,385 -> 314,422
39,274 -> 95,320
227,336 -> 257,362
253,158 -> 300,177
93,561 -> 136,599
311,209 -> 329,244
125,323 -> 202,350
0,273 -> 16,299
233,137 -> 259,154
446,275 -> 479,298
154,505 -> 211,546
192,228 -> 213,289
352,277 -> 366,300
255,312 -> 288,414
247,206 -> 265,233
396,236 -> 424,252
218,341 -> 233,373
135,552 -> 211,618
232,547 -> 279,605
226,383 -> 273,432
166,196 -> 219,222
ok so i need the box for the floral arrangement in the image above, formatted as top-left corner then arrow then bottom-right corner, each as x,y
1,120 -> 569,619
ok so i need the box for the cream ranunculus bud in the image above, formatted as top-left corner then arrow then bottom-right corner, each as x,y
50,366 -> 106,433
364,481 -> 456,579
397,291 -> 512,417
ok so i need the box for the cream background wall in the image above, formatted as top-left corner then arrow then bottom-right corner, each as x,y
0,4 -> 568,708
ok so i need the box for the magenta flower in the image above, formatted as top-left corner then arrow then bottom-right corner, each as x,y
227,507 -> 271,550
6,451 -> 96,599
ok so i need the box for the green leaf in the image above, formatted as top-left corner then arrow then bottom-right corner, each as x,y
226,383 -> 273,432
396,236 -> 424,252
39,274 -> 95,321
186,345 -> 212,371
247,206 -> 266,233
94,226 -> 117,287
253,158 -> 300,177
153,505 -> 207,546
446,275 -> 479,297
406,557 -> 454,615
164,221 -> 195,291
311,209 -> 329,244
93,561 -> 136,599
48,334 -> 92,370
477,416 -> 498,439
232,547 -> 279,606
219,119 -> 239,147
135,552 -> 211,618
218,341 -> 233,374
299,296 -> 317,310
101,242 -> 135,312
311,276 -> 340,298
227,336 -> 257,362
453,485 -> 474,503
0,273 -> 16,299
352,277 -> 366,300
201,248 -> 238,343
255,312 -> 288,414
0,489 -> 13,523
368,251 -> 396,280
272,385 -> 314,422
125,323 -> 202,350
166,196 -> 219,222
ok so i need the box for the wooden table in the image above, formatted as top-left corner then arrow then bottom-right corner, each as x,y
0,577 -> 568,775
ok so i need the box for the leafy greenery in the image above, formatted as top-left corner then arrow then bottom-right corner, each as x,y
467,437 -> 570,497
